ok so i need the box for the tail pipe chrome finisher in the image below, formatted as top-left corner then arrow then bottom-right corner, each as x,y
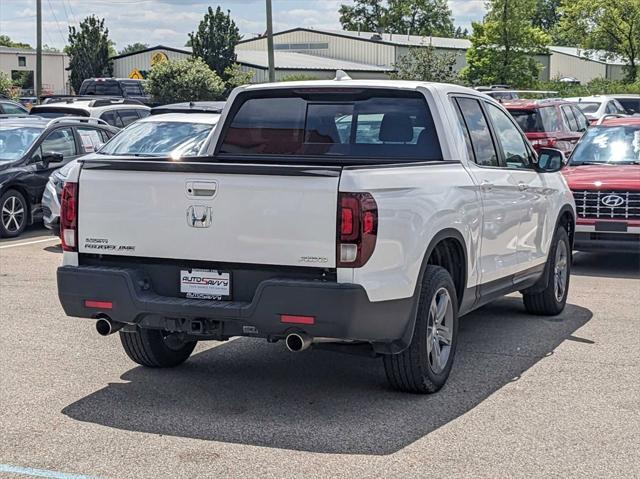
285,332 -> 313,352
95,317 -> 124,336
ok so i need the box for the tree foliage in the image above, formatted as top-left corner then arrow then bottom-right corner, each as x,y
391,45 -> 459,82
462,0 -> 550,88
119,42 -> 149,55
189,6 -> 241,81
0,35 -> 31,49
558,0 -> 640,83
145,57 -> 225,104
223,63 -> 253,90
0,72 -> 16,98
66,16 -> 113,93
339,0 -> 454,36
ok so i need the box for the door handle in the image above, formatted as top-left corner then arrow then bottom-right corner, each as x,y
480,180 -> 493,192
518,182 -> 528,191
186,180 -> 218,198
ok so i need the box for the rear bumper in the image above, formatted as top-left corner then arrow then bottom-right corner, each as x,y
42,180 -> 60,230
57,265 -> 416,353
574,224 -> 640,253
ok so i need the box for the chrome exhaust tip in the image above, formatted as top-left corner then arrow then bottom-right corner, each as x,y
285,332 -> 312,352
95,317 -> 123,336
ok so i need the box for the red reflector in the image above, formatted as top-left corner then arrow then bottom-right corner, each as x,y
363,211 -> 375,234
84,300 -> 113,309
341,207 -> 354,235
280,314 -> 315,325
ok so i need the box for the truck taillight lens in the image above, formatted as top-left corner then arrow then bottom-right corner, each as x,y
60,182 -> 78,252
337,192 -> 377,268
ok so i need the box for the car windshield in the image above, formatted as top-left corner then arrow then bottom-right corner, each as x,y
575,102 -> 600,114
0,126 -> 43,161
98,121 -> 214,157
570,125 -> 640,165
510,107 -> 559,132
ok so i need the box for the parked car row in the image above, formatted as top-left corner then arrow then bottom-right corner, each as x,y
0,101 -> 222,238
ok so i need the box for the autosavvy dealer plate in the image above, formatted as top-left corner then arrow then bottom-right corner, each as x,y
180,269 -> 231,300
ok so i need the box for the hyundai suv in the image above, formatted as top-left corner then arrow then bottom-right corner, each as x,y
562,117 -> 640,253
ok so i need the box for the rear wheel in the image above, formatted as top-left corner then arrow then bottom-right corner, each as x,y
0,189 -> 28,238
119,327 -> 197,368
522,227 -> 571,316
383,265 -> 459,394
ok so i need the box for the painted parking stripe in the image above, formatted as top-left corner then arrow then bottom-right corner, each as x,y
0,237 -> 59,249
0,464 -> 98,479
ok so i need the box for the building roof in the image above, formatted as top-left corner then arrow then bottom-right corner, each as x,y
549,46 -> 627,66
235,50 -> 394,72
110,45 -> 191,60
0,46 -> 66,56
239,26 -> 472,51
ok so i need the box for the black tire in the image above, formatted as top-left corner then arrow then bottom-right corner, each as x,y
0,189 -> 28,238
119,328 -> 197,368
383,265 -> 459,394
522,227 -> 571,316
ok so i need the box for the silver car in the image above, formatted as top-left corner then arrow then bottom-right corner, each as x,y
43,111 -> 221,232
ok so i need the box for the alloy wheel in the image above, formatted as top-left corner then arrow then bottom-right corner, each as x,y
1,195 -> 25,234
426,287 -> 454,374
554,240 -> 568,302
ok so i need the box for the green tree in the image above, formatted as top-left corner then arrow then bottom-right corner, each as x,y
119,42 -> 149,55
339,0 -> 454,36
66,16 -> 113,93
0,72 -> 16,98
189,6 -> 241,81
558,0 -> 639,83
145,57 -> 225,104
462,0 -> 550,88
391,45 -> 459,82
223,63 -> 253,89
532,0 -> 562,31
0,35 -> 31,49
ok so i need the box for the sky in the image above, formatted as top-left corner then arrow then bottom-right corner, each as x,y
0,0 -> 487,52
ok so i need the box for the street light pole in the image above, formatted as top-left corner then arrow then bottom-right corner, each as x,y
266,0 -> 275,82
36,0 -> 42,100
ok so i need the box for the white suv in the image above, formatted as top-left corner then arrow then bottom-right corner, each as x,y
565,95 -> 628,123
30,98 -> 150,128
56,78 -> 576,394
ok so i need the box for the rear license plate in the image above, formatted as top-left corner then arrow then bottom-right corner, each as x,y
595,221 -> 627,232
180,269 -> 231,300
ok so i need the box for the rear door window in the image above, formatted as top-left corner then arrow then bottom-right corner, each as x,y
77,127 -> 106,153
117,110 -> 140,127
219,90 -> 442,161
561,106 -> 579,131
100,110 -> 123,127
455,97 -> 499,167
509,107 -> 560,133
571,106 -> 588,132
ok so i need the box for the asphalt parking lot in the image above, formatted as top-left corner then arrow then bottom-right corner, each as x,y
1,228 -> 639,479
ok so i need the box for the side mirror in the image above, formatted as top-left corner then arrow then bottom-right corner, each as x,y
43,151 -> 64,164
535,148 -> 567,173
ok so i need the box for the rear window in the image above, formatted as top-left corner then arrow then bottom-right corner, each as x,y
576,102 -> 600,114
81,81 -> 122,96
218,90 -> 442,161
509,107 -> 560,132
617,98 -> 640,114
122,82 -> 143,95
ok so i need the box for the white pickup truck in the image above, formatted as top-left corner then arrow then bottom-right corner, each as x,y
57,78 -> 576,393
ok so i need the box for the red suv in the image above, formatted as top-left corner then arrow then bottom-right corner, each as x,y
505,99 -> 589,154
561,117 -> 640,253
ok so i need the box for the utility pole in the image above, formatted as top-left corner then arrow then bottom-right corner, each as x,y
36,0 -> 42,101
266,0 -> 275,82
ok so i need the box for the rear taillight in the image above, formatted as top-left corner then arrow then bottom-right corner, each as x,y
530,137 -> 557,149
337,192 -> 378,268
60,182 -> 78,252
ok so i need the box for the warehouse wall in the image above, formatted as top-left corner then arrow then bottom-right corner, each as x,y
549,52 -> 607,83
606,65 -> 626,81
0,49 -> 69,94
237,30 -> 396,67
113,49 -> 191,78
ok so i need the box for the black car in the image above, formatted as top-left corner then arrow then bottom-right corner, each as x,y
78,78 -> 152,105
0,117 -> 117,237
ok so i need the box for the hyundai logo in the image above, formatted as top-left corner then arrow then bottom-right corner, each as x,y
601,194 -> 625,208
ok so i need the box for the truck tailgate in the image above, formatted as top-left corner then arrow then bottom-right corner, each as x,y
77,165 -> 339,268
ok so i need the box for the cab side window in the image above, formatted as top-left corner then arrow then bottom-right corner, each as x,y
561,105 -> 579,131
41,128 -> 77,158
485,103 -> 531,169
455,97 -> 499,167
100,110 -> 123,128
571,106 -> 588,132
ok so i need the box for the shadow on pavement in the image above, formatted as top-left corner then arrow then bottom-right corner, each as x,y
62,298 -> 592,455
572,252 -> 640,280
